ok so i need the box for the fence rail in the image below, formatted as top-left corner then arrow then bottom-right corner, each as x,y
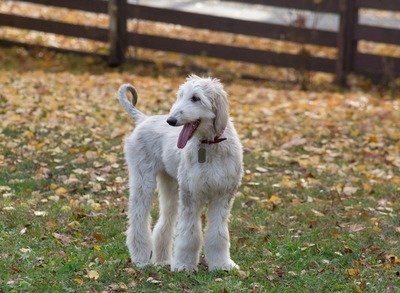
355,25 -> 400,46
127,32 -> 336,73
220,0 -> 340,13
15,0 -> 108,13
1,0 -> 399,84
127,5 -> 337,47
0,13 -> 108,41
356,0 -> 400,11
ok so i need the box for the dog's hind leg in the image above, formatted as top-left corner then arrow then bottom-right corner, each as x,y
151,171 -> 178,265
125,150 -> 157,267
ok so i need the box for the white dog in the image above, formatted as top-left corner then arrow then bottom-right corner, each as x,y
118,75 -> 243,272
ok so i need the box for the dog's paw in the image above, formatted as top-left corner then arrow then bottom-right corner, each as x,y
131,255 -> 152,268
152,260 -> 171,267
171,262 -> 198,272
133,261 -> 151,268
208,259 -> 239,271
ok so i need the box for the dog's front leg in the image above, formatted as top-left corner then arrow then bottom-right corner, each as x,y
204,195 -> 238,271
171,189 -> 202,272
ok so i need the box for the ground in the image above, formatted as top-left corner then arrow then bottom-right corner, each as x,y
0,47 -> 399,292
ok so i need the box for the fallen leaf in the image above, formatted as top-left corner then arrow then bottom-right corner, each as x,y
146,277 -> 161,284
356,280 -> 367,292
34,211 -> 48,216
73,277 -> 84,285
238,270 -> 249,278
19,247 -> 31,253
87,270 -> 99,280
93,233 -> 104,241
53,232 -> 72,245
312,209 -> 325,217
346,268 -> 360,277
269,195 -> 282,205
118,283 -> 128,291
3,206 -> 15,211
48,195 -> 60,202
255,166 -> 268,173
55,187 -> 68,195
280,176 -> 297,188
300,243 -> 316,251
275,267 -> 285,277
348,224 -> 365,233
281,137 -> 307,149
343,186 -> 358,196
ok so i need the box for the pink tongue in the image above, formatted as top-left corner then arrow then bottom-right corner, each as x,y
177,123 -> 197,149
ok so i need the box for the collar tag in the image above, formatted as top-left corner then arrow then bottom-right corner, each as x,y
198,147 -> 206,163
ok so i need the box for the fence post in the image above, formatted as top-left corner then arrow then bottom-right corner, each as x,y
336,0 -> 358,86
108,0 -> 127,66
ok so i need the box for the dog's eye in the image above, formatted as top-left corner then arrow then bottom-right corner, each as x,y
191,96 -> 200,102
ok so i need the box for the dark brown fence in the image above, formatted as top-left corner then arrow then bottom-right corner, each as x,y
0,0 -> 399,84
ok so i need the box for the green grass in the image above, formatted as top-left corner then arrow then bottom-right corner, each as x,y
0,47 -> 399,292
1,144 -> 399,292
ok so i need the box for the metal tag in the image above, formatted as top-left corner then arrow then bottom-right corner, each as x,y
198,147 -> 206,163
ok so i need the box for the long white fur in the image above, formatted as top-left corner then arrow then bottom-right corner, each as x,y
119,75 -> 243,272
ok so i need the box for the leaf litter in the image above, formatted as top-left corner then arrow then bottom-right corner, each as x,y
0,10 -> 399,290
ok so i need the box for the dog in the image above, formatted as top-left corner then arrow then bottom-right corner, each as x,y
118,75 -> 243,272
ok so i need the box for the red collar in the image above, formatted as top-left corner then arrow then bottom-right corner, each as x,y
201,137 -> 227,144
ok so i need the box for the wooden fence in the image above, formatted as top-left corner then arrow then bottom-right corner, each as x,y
0,0 -> 400,84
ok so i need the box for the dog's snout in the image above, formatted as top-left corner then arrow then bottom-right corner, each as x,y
167,117 -> 178,126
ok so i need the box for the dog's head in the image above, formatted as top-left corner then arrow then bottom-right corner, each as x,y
167,75 -> 229,149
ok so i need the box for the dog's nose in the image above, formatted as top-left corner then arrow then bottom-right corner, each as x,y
167,117 -> 177,126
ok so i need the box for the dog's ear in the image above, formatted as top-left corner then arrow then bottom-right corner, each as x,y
212,81 -> 229,136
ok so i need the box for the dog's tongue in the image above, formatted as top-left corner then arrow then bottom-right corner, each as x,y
177,121 -> 199,149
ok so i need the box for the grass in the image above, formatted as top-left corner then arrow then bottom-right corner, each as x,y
0,47 -> 399,292
1,139 -> 399,292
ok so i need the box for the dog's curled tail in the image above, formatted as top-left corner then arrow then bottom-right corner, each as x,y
117,84 -> 147,123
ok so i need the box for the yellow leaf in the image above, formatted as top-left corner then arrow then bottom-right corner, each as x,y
346,268 -> 360,277
24,130 -> 34,139
354,164 -> 366,172
372,222 -> 381,232
35,142 -> 45,150
87,270 -> 99,280
73,277 -> 84,285
362,183 -> 373,193
269,195 -> 282,205
368,135 -> 378,143
280,176 -> 296,188
390,176 -> 400,185
91,202 -> 102,211
55,187 -> 68,195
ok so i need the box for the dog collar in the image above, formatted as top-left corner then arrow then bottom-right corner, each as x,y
200,137 -> 227,144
